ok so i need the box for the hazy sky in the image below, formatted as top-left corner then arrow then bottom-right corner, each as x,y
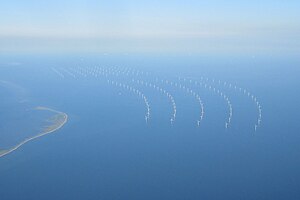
1,0 -> 299,54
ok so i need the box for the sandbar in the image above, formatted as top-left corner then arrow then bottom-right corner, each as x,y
0,106 -> 68,158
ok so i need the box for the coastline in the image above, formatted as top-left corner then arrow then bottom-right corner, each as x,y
0,106 -> 68,158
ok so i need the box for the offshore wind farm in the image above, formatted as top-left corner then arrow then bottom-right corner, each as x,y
50,63 -> 261,131
1,56 -> 267,160
1,0 -> 300,199
0,54 -> 300,200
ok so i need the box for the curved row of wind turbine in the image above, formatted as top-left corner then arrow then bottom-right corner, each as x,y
55,66 -> 151,124
159,78 -> 205,127
68,65 -> 177,125
132,79 -> 177,125
179,78 -> 233,129
107,66 -> 204,126
108,80 -> 151,124
80,66 -> 177,125
195,76 -> 262,131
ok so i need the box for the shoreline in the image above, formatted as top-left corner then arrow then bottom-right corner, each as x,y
0,106 -> 68,158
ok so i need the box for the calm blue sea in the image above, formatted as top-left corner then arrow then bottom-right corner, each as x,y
0,53 -> 299,200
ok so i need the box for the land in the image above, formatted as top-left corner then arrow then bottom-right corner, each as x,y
0,106 -> 68,158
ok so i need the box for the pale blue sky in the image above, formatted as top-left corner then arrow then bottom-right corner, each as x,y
1,0 -> 299,54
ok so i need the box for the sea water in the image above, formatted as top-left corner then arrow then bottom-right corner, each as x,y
0,53 -> 299,200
